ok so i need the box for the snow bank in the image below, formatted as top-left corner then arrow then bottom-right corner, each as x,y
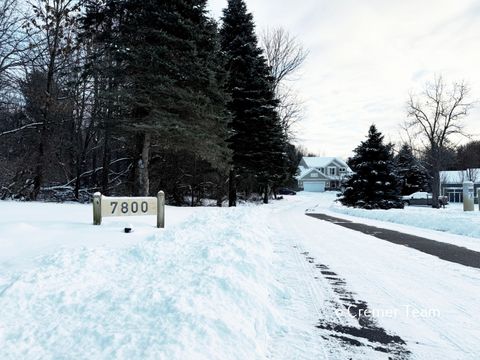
328,202 -> 480,239
2,195 -> 480,359
298,191 -> 480,240
0,204 -> 284,359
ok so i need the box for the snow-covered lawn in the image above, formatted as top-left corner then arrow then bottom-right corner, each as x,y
1,195 -> 479,359
306,192 -> 480,251
0,202 -> 287,359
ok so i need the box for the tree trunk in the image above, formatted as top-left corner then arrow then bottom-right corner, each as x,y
431,167 -> 440,208
101,127 -> 111,195
263,185 -> 269,204
216,172 -> 224,207
31,127 -> 46,200
91,149 -> 98,189
31,13 -> 63,200
74,154 -> 81,200
191,155 -> 197,207
228,168 -> 237,207
134,132 -> 151,196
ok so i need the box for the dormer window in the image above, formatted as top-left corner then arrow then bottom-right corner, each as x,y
328,167 -> 336,176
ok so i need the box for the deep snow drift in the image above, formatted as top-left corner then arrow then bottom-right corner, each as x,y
1,194 -> 479,359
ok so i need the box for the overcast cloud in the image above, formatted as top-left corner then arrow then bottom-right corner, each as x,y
207,0 -> 480,158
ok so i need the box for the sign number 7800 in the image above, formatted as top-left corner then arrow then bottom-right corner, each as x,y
110,201 -> 149,215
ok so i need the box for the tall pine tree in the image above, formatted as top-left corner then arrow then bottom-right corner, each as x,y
395,144 -> 430,195
340,125 -> 403,209
220,0 -> 286,205
83,0 -> 230,196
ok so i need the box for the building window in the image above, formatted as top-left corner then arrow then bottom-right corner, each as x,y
311,172 -> 319,178
339,167 -> 346,172
445,188 -> 463,203
328,167 -> 336,176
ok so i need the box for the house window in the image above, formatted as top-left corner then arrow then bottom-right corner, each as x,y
311,172 -> 319,178
445,188 -> 463,203
316,167 -> 324,173
328,167 -> 336,176
339,167 -> 346,173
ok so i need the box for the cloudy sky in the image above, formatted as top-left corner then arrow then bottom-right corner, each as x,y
207,0 -> 480,158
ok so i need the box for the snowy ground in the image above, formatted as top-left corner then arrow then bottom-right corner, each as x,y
317,192 -> 480,240
0,195 -> 479,359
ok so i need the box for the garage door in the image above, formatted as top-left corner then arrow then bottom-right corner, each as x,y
304,181 -> 325,192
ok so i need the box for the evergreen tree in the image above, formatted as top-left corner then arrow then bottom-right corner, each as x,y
83,0 -> 230,196
340,125 -> 403,209
82,0 -> 125,195
220,0 -> 286,205
456,141 -> 480,171
272,142 -> 303,195
395,144 -> 430,195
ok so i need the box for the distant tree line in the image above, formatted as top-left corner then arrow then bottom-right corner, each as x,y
341,123 -> 478,210
0,0 -> 307,205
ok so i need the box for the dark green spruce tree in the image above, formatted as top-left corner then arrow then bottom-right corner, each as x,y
395,144 -> 430,195
83,0 -> 230,196
220,0 -> 287,205
340,125 -> 403,209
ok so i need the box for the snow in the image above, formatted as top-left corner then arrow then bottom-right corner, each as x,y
0,201 -> 198,272
440,169 -> 480,184
1,195 -> 480,359
302,156 -> 340,168
313,193 -> 480,242
0,202 -> 284,359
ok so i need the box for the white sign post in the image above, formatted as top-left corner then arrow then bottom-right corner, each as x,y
478,189 -> 480,211
93,191 -> 165,228
463,181 -> 474,212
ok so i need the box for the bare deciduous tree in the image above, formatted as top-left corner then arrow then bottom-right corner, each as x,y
26,0 -> 81,199
261,27 -> 308,138
0,0 -> 45,139
405,75 -> 473,207
275,85 -> 304,137
458,168 -> 479,183
261,27 -> 308,91
0,0 -> 28,85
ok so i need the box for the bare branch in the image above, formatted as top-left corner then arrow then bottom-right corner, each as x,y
404,75 -> 473,207
0,122 -> 43,136
260,27 -> 308,139
261,27 -> 309,92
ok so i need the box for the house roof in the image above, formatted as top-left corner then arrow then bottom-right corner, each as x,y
297,168 -> 328,181
303,157 -> 341,168
302,157 -> 352,172
297,166 -> 309,179
440,169 -> 480,184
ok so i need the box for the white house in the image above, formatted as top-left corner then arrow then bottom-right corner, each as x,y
297,157 -> 352,192
440,169 -> 480,203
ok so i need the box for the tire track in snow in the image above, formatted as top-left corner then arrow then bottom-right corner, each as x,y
268,202 -> 411,359
336,252 -> 479,358
307,211 -> 480,358
269,208 -> 397,359
296,244 -> 410,359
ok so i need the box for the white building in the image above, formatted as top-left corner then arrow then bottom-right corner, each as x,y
440,169 -> 480,203
297,157 -> 352,192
